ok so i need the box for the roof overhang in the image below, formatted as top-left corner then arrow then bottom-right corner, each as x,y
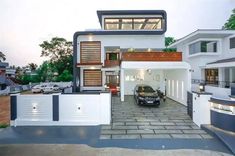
121,61 -> 191,70
169,29 -> 235,48
206,62 -> 235,68
101,67 -> 120,72
206,57 -> 235,68
97,10 -> 167,26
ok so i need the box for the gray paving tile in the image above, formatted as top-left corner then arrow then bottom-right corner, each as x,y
126,122 -> 150,126
182,130 -> 207,134
100,135 -> 111,139
101,125 -> 111,130
112,126 -> 138,130
112,122 -> 125,126
150,122 -> 175,126
112,134 -> 141,139
175,122 -> 196,126
138,125 -> 165,130
171,134 -> 202,139
141,134 -> 171,139
165,126 -> 192,130
101,130 -> 126,135
127,129 -> 154,134
200,134 -> 214,139
154,129 -> 183,134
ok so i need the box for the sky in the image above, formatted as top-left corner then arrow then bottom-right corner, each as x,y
0,0 -> 234,66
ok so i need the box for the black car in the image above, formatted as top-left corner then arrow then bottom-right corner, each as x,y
134,84 -> 160,106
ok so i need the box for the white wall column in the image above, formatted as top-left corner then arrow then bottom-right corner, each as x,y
120,68 -> 125,101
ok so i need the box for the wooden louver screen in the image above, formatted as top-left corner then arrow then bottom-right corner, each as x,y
84,70 -> 102,86
80,41 -> 101,63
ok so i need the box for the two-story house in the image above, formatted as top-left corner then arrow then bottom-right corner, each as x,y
73,10 -> 191,104
169,29 -> 235,97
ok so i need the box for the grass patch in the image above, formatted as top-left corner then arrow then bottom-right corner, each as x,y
0,123 -> 8,128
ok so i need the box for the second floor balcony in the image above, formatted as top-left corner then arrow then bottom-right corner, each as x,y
103,51 -> 182,67
121,52 -> 182,62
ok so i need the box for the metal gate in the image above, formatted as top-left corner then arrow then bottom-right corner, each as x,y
187,91 -> 193,119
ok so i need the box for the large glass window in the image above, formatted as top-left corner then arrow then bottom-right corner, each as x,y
104,47 -> 120,60
105,72 -> 119,86
205,69 -> 218,85
189,41 -> 217,55
104,17 -> 163,30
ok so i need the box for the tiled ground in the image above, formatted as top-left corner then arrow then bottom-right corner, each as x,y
100,96 -> 213,139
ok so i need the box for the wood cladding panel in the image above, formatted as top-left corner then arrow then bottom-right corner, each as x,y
121,52 -> 182,61
84,70 -> 102,86
80,41 -> 101,63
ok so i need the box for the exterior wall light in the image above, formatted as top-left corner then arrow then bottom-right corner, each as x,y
199,83 -> 205,92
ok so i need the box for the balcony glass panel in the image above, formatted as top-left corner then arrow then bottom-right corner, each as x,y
104,17 -> 163,30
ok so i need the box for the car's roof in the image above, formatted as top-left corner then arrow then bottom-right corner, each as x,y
135,84 -> 151,87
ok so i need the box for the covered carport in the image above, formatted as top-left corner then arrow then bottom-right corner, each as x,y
120,61 -> 191,105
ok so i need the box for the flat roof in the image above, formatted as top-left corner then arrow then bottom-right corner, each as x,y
97,10 -> 167,26
169,29 -> 235,48
207,57 -> 235,65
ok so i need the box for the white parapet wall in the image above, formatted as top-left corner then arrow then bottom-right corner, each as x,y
10,92 -> 111,126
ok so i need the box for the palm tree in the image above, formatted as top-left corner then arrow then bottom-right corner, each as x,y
0,51 -> 6,62
28,63 -> 38,71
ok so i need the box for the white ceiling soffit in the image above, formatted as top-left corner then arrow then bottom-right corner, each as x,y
121,61 -> 191,69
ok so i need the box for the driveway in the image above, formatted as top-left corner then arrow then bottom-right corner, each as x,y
100,96 -> 212,139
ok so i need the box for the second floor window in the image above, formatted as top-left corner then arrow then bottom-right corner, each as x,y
230,37 -> 235,49
189,41 -> 217,55
104,17 -> 163,30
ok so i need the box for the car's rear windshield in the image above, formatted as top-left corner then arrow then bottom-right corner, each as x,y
138,86 -> 154,92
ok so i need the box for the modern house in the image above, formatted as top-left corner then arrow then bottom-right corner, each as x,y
73,10 -> 191,105
0,62 -> 15,90
169,29 -> 235,97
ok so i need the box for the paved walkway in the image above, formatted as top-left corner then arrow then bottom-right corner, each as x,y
100,96 -> 212,139
0,144 -> 232,156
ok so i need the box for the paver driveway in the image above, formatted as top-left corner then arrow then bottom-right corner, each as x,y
100,96 -> 213,139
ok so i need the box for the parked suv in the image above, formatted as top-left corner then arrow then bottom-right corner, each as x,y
134,84 -> 160,106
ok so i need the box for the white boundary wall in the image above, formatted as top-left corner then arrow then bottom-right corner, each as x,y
11,92 -> 111,126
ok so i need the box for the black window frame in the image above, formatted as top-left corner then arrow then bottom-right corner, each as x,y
230,37 -> 235,49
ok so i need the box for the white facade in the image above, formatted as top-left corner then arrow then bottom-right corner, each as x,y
77,34 -> 165,91
169,30 -> 235,97
76,35 -> 165,64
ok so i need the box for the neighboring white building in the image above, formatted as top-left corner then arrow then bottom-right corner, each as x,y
73,10 -> 191,105
169,29 -> 235,97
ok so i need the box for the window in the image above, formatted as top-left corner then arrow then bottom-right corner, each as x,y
104,17 -> 163,30
205,69 -> 218,85
80,41 -> 101,63
230,37 -> 235,49
104,47 -> 120,61
189,41 -> 217,55
105,72 -> 119,86
83,70 -> 102,86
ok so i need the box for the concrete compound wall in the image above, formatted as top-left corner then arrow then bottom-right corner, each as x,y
10,92 -> 111,126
